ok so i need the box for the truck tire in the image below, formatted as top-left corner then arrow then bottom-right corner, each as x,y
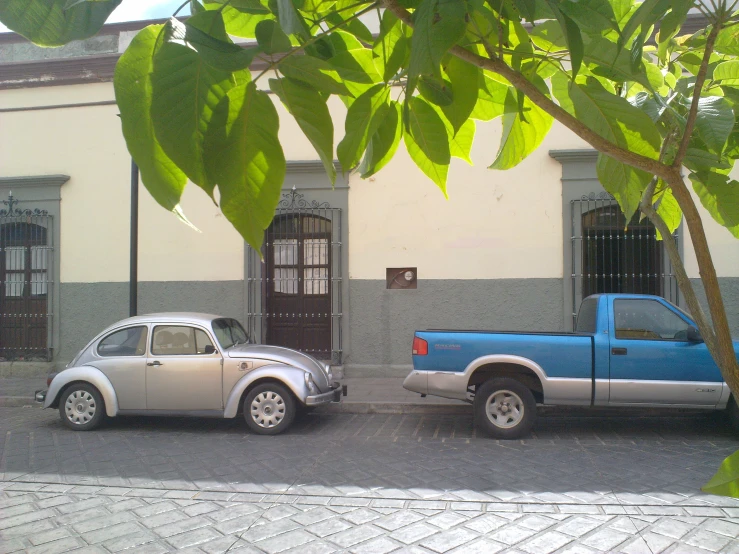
474,378 -> 536,439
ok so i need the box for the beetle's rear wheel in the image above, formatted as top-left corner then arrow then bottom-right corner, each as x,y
243,383 -> 296,435
474,378 -> 536,439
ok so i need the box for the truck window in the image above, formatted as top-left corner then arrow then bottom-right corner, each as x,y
614,299 -> 691,340
576,297 -> 598,333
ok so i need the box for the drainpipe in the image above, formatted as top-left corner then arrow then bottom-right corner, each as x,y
130,159 -> 138,317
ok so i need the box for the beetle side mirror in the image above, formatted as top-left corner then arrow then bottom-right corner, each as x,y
686,326 -> 703,343
204,344 -> 217,354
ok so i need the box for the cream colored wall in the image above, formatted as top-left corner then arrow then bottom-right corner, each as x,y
682,165 -> 739,279
0,83 -> 245,283
3,79 -> 739,284
347,121 -> 587,280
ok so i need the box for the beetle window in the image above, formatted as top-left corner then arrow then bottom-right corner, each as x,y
212,318 -> 249,349
614,299 -> 691,340
151,325 -> 215,355
97,326 -> 148,357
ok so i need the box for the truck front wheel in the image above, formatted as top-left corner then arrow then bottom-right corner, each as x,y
474,378 -> 536,439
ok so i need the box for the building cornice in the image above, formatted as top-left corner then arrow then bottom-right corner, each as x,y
0,175 -> 70,188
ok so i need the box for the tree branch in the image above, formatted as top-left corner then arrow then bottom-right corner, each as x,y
382,0 -> 673,182
673,22 -> 721,168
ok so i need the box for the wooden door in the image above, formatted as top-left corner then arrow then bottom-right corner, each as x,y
0,221 -> 49,359
266,214 -> 331,359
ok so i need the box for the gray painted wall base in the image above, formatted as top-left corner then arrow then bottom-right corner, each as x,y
346,279 -> 564,374
59,280 -> 245,360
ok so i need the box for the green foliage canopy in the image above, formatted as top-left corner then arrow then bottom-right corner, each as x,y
2,0 -> 739,252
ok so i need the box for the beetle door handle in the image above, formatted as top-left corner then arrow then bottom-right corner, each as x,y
611,348 -> 628,356
147,361 -> 163,367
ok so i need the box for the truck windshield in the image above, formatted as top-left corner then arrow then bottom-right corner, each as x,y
212,318 -> 250,349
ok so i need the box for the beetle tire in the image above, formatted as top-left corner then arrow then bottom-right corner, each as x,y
474,378 -> 536,439
58,383 -> 106,431
243,382 -> 296,435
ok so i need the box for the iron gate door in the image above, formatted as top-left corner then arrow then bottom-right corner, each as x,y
0,214 -> 52,360
265,212 -> 332,359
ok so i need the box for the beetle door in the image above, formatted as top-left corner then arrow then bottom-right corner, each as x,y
146,324 -> 223,411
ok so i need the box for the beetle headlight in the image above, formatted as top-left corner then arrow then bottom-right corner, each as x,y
305,372 -> 317,393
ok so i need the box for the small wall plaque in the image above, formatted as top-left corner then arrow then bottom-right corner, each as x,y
386,267 -> 417,289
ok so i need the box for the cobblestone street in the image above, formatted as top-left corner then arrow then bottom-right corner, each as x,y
2,407 -> 739,553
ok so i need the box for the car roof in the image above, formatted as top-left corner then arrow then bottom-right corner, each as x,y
109,312 -> 226,327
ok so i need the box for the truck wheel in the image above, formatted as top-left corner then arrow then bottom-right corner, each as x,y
474,378 -> 536,439
244,382 -> 296,435
58,383 -> 106,431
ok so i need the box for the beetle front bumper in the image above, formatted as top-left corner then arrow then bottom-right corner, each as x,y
305,381 -> 344,406
35,390 -> 46,403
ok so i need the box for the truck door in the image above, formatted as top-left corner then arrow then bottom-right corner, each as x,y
608,298 -> 722,406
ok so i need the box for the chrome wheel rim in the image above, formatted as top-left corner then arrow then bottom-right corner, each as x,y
65,390 -> 97,425
250,391 -> 285,428
485,390 -> 524,429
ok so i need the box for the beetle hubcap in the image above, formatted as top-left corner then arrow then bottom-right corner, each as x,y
65,391 -> 96,425
485,390 -> 524,429
251,391 -> 285,428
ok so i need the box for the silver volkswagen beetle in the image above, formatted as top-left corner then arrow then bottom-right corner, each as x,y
35,313 -> 342,434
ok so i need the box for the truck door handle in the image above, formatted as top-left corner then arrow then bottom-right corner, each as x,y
611,348 -> 627,356
147,361 -> 163,367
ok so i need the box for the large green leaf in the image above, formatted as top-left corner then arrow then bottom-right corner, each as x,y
172,13 -> 260,72
441,56 -> 480,134
404,96 -> 451,195
558,0 -> 618,35
694,97 -> 735,154
657,0 -> 692,44
552,74 -> 660,219
448,117 -> 475,164
278,55 -> 352,95
690,171 -> 739,238
583,36 -> 652,88
490,89 -> 553,170
418,76 -> 454,106
337,84 -> 391,170
704,450 -> 739,498
0,0 -> 121,46
255,19 -> 292,53
360,100 -> 403,178
618,0 -> 670,52
270,77 -> 335,183
204,82 -> 286,251
470,74 -> 509,121
529,20 -> 567,52
277,0 -> 305,36
547,1 -> 583,77
151,18 -> 235,195
714,26 -> 739,56
653,183 -> 681,240
714,61 -> 739,86
209,2 -> 274,38
373,11 -> 411,82
114,25 -> 188,218
408,0 -> 468,82
328,48 -> 383,84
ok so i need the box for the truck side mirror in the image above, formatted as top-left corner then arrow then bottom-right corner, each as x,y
686,326 -> 703,343
204,344 -> 217,354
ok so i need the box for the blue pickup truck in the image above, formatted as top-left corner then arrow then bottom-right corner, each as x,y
403,294 -> 739,439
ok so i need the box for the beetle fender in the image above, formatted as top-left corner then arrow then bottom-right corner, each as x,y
223,365 -> 310,418
45,366 -> 119,417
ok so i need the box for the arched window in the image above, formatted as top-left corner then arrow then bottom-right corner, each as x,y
581,206 -> 662,298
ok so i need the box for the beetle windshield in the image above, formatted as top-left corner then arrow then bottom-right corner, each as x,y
212,318 -> 250,349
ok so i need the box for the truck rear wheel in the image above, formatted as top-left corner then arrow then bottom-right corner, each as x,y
474,378 -> 536,439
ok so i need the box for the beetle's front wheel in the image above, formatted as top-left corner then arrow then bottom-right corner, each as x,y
58,384 -> 106,431
244,383 -> 296,435
474,378 -> 536,439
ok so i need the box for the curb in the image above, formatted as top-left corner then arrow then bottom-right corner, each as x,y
317,401 -> 471,415
0,397 -> 37,408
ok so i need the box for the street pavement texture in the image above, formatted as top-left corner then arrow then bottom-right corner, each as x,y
2,407 -> 739,553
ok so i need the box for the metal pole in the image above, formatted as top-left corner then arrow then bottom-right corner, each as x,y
130,159 -> 139,317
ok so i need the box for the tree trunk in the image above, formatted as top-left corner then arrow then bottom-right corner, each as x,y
662,171 -> 739,399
